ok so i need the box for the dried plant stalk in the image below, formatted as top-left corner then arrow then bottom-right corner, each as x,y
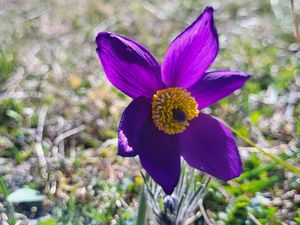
290,0 -> 300,43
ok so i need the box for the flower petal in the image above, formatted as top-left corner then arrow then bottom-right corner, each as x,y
162,7 -> 219,88
96,32 -> 164,98
189,70 -> 250,109
180,113 -> 242,181
138,117 -> 181,195
118,97 -> 151,157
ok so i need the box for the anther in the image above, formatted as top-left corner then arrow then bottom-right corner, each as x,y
151,87 -> 199,134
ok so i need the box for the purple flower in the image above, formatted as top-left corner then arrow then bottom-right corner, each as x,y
95,7 -> 250,195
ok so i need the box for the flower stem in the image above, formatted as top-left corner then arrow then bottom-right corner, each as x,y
226,124 -> 300,175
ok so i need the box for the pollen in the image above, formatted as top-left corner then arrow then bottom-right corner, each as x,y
152,87 -> 199,134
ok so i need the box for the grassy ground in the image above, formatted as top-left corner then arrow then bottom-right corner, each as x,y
0,0 -> 299,224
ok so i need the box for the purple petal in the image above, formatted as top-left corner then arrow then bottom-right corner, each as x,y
189,70 -> 250,109
180,113 -> 242,181
138,117 -> 181,195
162,7 -> 219,88
118,97 -> 151,157
96,32 -> 164,98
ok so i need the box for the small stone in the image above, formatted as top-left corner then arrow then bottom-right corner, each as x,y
288,43 -> 300,51
282,200 -> 293,209
272,197 -> 282,206
218,212 -> 227,220
281,190 -> 296,199
250,193 -> 271,206
294,194 -> 300,203
0,213 -> 8,221
281,208 -> 288,215
75,187 -> 87,199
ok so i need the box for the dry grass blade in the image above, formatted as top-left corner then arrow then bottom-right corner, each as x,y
52,125 -> 86,146
35,106 -> 48,179
290,0 -> 300,43
199,198 -> 213,225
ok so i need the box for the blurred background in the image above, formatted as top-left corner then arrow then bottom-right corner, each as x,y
0,0 -> 299,224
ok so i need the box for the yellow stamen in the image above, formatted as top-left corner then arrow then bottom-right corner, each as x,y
152,87 -> 199,134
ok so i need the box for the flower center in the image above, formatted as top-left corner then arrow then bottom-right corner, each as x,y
152,87 -> 199,134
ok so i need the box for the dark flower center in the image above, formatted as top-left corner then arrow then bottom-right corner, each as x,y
172,108 -> 187,122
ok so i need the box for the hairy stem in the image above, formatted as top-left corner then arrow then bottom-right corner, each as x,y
136,184 -> 148,225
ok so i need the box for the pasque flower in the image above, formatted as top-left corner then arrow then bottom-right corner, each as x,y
95,6 -> 250,195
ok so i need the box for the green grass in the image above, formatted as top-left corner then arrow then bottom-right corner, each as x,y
0,0 -> 299,224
